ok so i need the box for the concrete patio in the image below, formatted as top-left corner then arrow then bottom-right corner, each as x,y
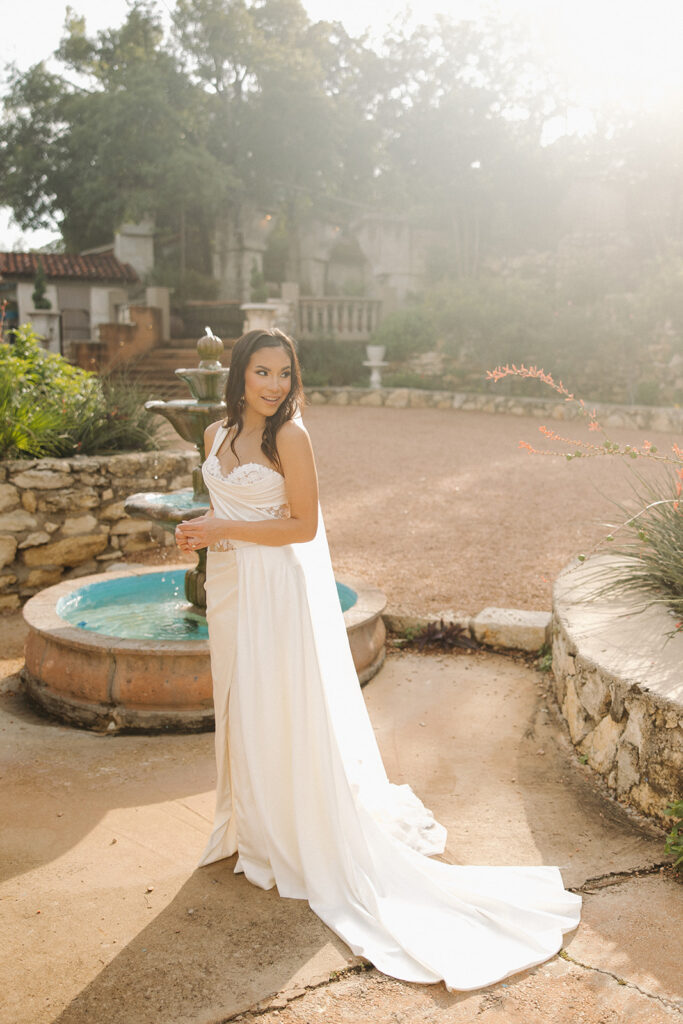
1,612 -> 680,1024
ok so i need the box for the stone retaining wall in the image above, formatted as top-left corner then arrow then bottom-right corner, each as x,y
305,386 -> 683,433
551,558 -> 683,823
0,451 -> 198,611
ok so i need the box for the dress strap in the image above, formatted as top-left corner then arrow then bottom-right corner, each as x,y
208,422 -> 229,458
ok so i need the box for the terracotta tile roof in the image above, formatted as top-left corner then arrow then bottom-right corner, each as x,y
0,251 -> 138,283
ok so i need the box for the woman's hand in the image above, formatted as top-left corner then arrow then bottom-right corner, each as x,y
175,513 -> 230,552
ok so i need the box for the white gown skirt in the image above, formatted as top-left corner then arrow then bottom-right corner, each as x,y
198,543 -> 581,992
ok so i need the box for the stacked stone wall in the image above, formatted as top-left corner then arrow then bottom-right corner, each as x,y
0,451 -> 198,611
551,566 -> 683,823
305,386 -> 683,432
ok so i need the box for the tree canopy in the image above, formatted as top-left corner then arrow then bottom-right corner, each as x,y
0,2 -> 566,263
0,0 -> 679,295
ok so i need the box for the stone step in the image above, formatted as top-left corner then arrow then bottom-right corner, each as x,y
135,375 -> 190,398
119,341 -> 234,400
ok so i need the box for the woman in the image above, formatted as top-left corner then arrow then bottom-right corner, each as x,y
176,328 -> 581,991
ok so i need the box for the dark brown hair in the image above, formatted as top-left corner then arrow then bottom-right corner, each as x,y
222,328 -> 303,473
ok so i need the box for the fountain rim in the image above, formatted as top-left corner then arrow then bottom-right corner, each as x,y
23,563 -> 387,653
24,565 -> 207,655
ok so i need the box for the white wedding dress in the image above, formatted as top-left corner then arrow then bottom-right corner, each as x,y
197,424 -> 581,991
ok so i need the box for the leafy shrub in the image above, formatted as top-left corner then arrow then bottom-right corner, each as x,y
368,306 -> 437,362
0,325 -> 160,458
367,254 -> 683,404
298,339 -> 366,387
32,262 -> 52,310
178,299 -> 243,340
380,371 -> 445,390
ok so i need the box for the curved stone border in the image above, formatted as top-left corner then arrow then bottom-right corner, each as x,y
383,606 -> 551,653
551,556 -> 683,823
21,564 -> 387,732
305,385 -> 683,434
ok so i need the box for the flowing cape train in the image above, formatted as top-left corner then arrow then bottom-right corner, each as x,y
197,424 -> 581,991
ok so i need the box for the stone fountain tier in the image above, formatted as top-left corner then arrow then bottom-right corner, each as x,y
124,489 -> 209,528
22,565 -> 387,733
143,399 -> 226,498
144,398 -> 226,453
143,326 -> 230,496
123,488 -> 211,608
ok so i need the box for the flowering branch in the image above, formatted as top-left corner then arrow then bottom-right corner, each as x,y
487,363 -> 682,468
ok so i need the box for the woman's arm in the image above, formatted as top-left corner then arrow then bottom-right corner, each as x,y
177,420 -> 319,549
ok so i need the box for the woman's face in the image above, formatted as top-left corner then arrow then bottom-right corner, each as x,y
243,345 -> 292,418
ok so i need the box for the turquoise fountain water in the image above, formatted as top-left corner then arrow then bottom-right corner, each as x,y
57,572 -> 358,642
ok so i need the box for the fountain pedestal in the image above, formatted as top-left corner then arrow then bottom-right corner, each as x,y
363,344 -> 388,390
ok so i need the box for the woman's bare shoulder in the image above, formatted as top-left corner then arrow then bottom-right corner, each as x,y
277,417 -> 310,448
204,419 -> 225,447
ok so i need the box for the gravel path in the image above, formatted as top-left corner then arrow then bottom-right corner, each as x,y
303,404 -> 677,616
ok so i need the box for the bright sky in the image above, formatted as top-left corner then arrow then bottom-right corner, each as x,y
3,0 -> 683,248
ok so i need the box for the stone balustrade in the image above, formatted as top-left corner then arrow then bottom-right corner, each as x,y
298,299 -> 382,342
0,451 -> 198,610
304,385 -> 683,432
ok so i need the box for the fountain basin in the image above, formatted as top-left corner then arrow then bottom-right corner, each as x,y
22,565 -> 386,733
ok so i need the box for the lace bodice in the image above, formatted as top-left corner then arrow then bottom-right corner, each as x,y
204,455 -> 282,488
202,442 -> 290,551
203,455 -> 289,516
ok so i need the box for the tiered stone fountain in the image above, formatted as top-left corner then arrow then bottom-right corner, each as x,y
125,326 -> 229,609
21,330 -> 386,732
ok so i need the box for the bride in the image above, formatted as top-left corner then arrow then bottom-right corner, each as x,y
175,328 -> 581,991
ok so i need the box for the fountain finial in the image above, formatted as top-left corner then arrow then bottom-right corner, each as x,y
197,325 -> 224,368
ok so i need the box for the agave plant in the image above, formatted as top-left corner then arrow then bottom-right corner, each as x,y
413,620 -> 481,652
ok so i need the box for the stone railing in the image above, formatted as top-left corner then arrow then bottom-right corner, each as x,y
298,299 -> 382,342
552,557 -> 683,822
0,451 -> 198,611
304,386 -> 683,433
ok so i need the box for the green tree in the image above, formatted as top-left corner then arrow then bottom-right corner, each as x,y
31,261 -> 52,309
369,15 -> 566,277
0,0 -> 589,296
0,2 -> 227,258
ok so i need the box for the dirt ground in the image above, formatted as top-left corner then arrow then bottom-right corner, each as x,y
1,638 -> 680,1024
161,404 -> 680,616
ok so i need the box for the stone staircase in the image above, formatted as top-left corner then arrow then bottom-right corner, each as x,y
126,340 -> 234,399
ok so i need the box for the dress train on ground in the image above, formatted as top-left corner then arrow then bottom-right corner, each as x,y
197,426 -> 581,991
